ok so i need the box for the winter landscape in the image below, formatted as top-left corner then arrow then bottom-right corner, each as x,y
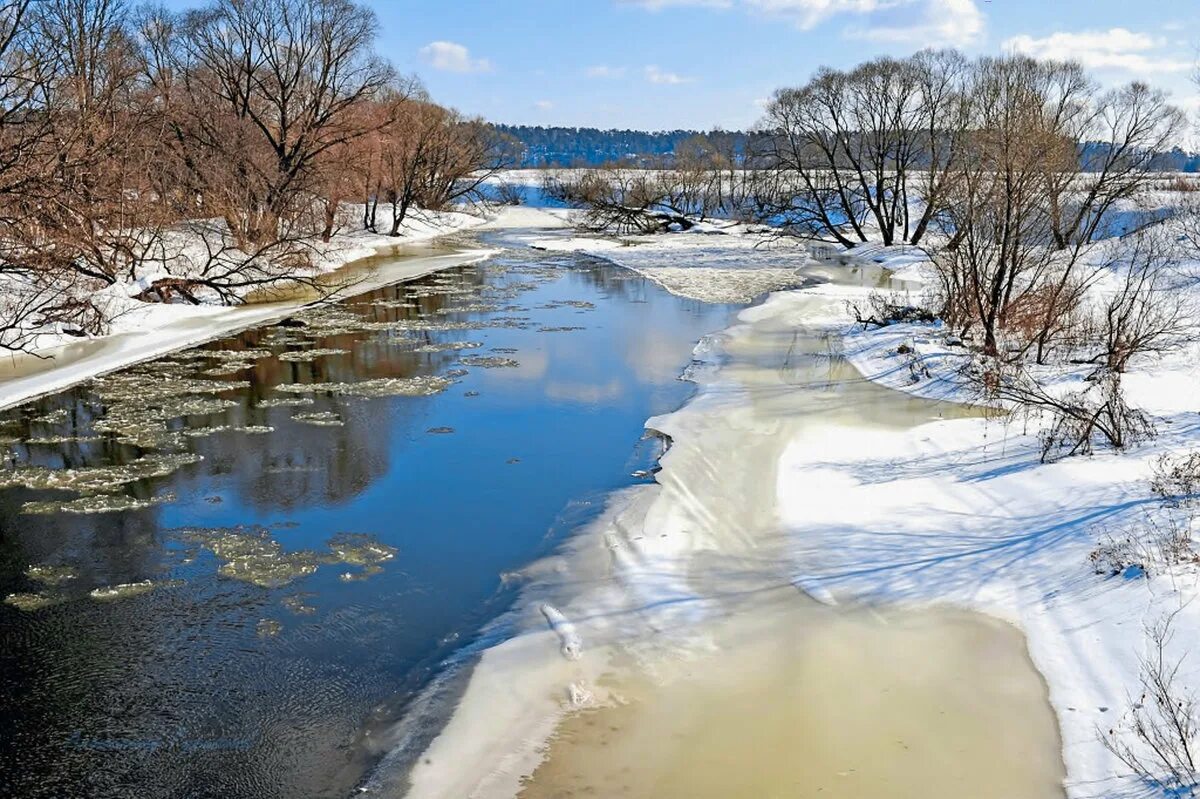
3,1 -> 1200,798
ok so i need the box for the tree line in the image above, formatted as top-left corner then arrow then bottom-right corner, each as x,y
0,0 -> 511,351
493,125 -> 734,168
553,51 -> 1186,348
549,49 -> 1199,461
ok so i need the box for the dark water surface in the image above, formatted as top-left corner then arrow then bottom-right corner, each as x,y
0,235 -> 741,799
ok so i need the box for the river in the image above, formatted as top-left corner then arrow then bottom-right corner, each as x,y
0,226 -> 1065,799
0,231 -> 740,798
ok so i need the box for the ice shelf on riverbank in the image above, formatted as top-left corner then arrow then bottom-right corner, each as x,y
529,224 -> 815,303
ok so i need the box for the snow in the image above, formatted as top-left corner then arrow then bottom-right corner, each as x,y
0,209 -> 496,411
11,183 -> 1200,795
530,225 -> 816,303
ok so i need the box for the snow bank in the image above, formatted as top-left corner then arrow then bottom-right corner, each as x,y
529,225 -> 815,303
395,235 -> 1072,798
0,209 -> 497,411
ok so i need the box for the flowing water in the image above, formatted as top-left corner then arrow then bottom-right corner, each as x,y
0,235 -> 741,799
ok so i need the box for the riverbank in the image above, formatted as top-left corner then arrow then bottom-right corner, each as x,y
397,225 -> 1200,798
395,234 -> 1067,798
0,211 -> 496,412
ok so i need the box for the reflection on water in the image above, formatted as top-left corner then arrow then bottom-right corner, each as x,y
0,244 -> 740,799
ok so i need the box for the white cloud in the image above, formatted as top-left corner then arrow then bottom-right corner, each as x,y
848,0 -> 983,47
645,65 -> 692,85
1003,28 -> 1191,74
618,0 -> 983,46
533,99 -> 554,111
418,41 -> 491,74
746,0 -> 890,30
586,65 -> 628,79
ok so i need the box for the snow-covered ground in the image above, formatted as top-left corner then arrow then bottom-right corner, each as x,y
0,209 -> 495,411
392,222 -> 1200,798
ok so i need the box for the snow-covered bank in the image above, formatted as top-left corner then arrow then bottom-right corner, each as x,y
392,220 -> 1200,797
0,210 -> 494,411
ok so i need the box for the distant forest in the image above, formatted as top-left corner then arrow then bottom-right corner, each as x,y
495,124 -> 1200,173
494,125 -> 748,167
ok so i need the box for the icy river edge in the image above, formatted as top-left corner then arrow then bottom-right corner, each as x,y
0,240 -> 495,414
392,233 -> 1081,799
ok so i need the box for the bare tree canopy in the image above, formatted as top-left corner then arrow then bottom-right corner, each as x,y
0,0 -> 511,354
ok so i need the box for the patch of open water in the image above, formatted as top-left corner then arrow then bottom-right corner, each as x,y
0,236 -> 741,798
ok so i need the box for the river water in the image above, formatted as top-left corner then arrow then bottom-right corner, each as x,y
0,233 -> 741,798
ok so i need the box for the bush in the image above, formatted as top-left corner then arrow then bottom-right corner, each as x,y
849,292 -> 936,329
1089,510 -> 1197,578
1151,452 -> 1200,507
494,180 -> 523,206
1101,609 -> 1200,795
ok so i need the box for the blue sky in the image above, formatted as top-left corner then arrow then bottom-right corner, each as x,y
169,0 -> 1200,131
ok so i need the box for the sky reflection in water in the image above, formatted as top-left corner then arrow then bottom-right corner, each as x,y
0,243 -> 741,799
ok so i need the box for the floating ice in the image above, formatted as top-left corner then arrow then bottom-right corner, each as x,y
4,592 -> 62,611
256,618 -> 283,638
0,453 -> 201,494
186,527 -> 323,588
293,411 -> 344,427
277,348 -> 350,362
459,356 -> 519,369
181,526 -> 397,588
26,564 -> 77,585
24,435 -> 105,445
31,409 -> 70,425
327,532 -> 397,567
174,348 -> 273,362
257,397 -> 314,408
281,595 -> 316,615
434,304 -> 498,315
183,425 -> 274,439
278,376 -> 452,397
22,492 -> 176,515
201,362 -> 256,376
88,369 -> 248,448
88,580 -> 162,601
409,341 -> 483,353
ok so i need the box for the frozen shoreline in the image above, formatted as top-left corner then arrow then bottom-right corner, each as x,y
0,212 -> 500,412
394,233 -> 1067,798
394,225 -> 1200,798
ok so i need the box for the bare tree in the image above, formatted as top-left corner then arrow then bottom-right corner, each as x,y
1087,232 -> 1193,374
934,56 -> 1101,358
989,365 -> 1153,462
761,51 -> 970,247
148,0 -> 392,248
1102,608 -> 1200,795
